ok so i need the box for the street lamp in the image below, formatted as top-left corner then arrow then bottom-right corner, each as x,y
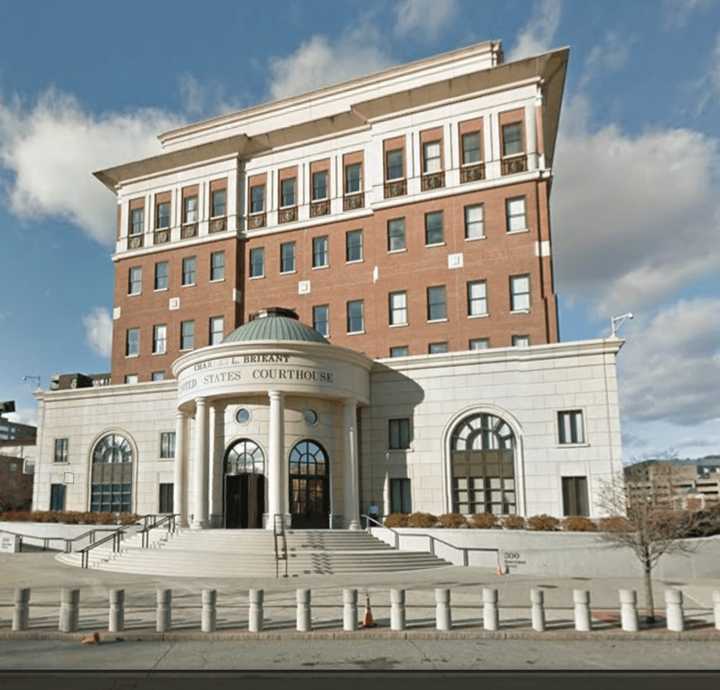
610,313 -> 634,338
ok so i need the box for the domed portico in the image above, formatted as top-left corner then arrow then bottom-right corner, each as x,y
171,308 -> 372,531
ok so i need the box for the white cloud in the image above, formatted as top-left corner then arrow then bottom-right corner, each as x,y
580,31 -> 636,86
178,74 -> 247,119
394,0 -> 458,42
662,0 -> 717,28
267,23 -> 394,100
82,307 -> 113,359
7,407 -> 38,427
508,0 -> 562,62
0,89 -> 183,246
552,94 -> 720,315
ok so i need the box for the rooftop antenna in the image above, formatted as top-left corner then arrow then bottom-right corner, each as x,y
610,313 -> 633,338
23,375 -> 41,389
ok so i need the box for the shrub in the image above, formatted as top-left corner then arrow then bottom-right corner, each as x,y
94,512 -> 117,525
437,513 -> 467,528
469,512 -> 499,529
406,512 -> 438,528
527,514 -> 560,531
562,516 -> 597,532
384,513 -> 409,528
501,514 -> 526,530
597,515 -> 631,533
119,513 -> 139,526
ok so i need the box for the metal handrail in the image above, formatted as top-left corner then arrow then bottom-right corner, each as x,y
272,514 -> 288,578
78,527 -> 126,568
361,514 -> 504,570
137,513 -> 178,548
0,527 -> 122,553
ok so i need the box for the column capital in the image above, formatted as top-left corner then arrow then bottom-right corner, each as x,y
343,397 -> 358,410
176,410 -> 188,420
268,390 -> 285,402
195,396 -> 208,408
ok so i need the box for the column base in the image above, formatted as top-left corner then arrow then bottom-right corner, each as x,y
190,519 -> 208,530
263,513 -> 292,530
348,519 -> 361,530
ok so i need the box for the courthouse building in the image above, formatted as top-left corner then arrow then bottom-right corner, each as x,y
31,40 -> 624,529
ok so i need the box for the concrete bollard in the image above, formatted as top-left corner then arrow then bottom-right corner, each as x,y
619,589 -> 639,632
156,589 -> 172,633
665,588 -> 684,632
12,588 -> 30,632
482,588 -> 499,631
248,589 -> 263,632
573,589 -> 591,632
59,588 -> 80,633
530,588 -> 545,632
108,589 -> 125,633
390,589 -> 406,631
343,589 -> 358,631
713,591 -> 720,631
201,589 -> 217,633
435,588 -> 451,631
296,589 -> 311,632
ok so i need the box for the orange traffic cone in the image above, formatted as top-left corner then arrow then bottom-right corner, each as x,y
80,632 -> 100,645
496,563 -> 507,576
361,591 -> 377,628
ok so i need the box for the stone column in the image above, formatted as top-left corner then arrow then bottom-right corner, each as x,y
266,390 -> 286,530
208,403 -> 225,527
343,399 -> 360,529
191,397 -> 209,530
173,411 -> 188,527
525,102 -> 538,171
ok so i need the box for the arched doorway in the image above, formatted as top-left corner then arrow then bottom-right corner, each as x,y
289,440 -> 329,528
224,439 -> 265,528
450,413 -> 516,516
90,433 -> 133,513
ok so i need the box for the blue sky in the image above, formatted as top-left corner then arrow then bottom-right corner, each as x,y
1,0 -> 718,459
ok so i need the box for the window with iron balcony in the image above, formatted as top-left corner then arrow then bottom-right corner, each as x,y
501,122 -> 527,175
460,131 -> 485,183
421,141 -> 444,191
343,163 -> 364,210
279,178 -> 297,223
310,170 -> 330,217
248,185 -> 266,229
209,188 -> 227,233
384,149 -> 406,198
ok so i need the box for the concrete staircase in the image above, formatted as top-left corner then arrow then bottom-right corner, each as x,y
56,528 -> 451,577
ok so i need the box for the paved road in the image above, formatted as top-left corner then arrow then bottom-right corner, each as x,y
0,638 -> 719,670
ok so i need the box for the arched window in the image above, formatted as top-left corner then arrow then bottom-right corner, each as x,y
450,413 -> 516,516
225,439 -> 265,475
90,433 -> 133,513
289,440 -> 327,477
289,440 -> 329,525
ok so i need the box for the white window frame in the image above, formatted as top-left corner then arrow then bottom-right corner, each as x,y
312,304 -> 330,337
280,241 -> 296,274
152,324 -> 167,355
210,251 -> 225,282
312,236 -> 329,269
346,300 -> 365,334
249,247 -> 265,279
467,280 -> 488,317
209,316 -> 224,345
389,291 -> 408,326
506,196 -> 528,233
128,266 -> 142,296
126,328 -> 140,358
558,410 -> 587,446
181,256 -> 197,287
464,204 -> 485,240
510,274 -> 531,312
422,141 -> 442,174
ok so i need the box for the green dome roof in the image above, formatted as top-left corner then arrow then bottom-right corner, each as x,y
223,308 -> 328,345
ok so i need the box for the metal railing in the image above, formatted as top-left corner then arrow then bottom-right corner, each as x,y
273,514 -> 288,578
361,514 -> 505,571
137,513 -> 178,548
0,527 -> 123,554
79,528 -> 126,568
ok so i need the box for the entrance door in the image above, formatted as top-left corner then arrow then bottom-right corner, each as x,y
225,474 -> 265,528
289,440 -> 330,528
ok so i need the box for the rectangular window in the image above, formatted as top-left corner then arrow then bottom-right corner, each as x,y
346,300 -> 364,334
469,338 -> 489,350
510,274 -> 531,311
211,188 -> 226,217
180,320 -> 195,350
467,280 -> 488,317
311,170 -> 328,200
389,346 -> 409,358
249,247 -> 264,277
389,418 -> 411,450
250,185 -> 265,214
50,484 -> 66,512
464,204 -> 484,240
502,122 -> 524,157
156,201 -> 170,229
183,195 -> 198,224
386,149 -> 404,180
345,163 -> 362,194
159,483 -> 174,513
512,335 -> 530,347
506,196 -> 527,232
346,229 -> 363,262
182,256 -> 197,286
422,141 -> 442,173
312,236 -> 329,268
390,478 -> 412,514
54,438 -> 68,463
280,178 -> 296,207
154,261 -> 168,290
125,374 -> 138,384
130,207 -> 144,236
388,291 -> 408,326
426,285 -> 447,321
312,305 -> 329,337
151,371 -> 165,381
210,251 -> 225,281
462,131 -> 482,164
160,431 -> 176,459
424,211 -> 444,245
280,242 -> 296,273
562,476 -> 589,517
209,316 -> 224,345
429,342 -> 448,354
128,266 -> 142,295
558,410 -> 585,445
387,218 -> 406,252
152,324 -> 167,355
126,328 -> 140,357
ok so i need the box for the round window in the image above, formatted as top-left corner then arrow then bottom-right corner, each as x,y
235,408 -> 251,424
303,409 -> 318,426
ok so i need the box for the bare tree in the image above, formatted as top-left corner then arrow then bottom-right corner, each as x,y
597,470 -> 699,624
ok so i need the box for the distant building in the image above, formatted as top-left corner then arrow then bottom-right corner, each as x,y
0,430 -> 37,511
0,418 -> 36,442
